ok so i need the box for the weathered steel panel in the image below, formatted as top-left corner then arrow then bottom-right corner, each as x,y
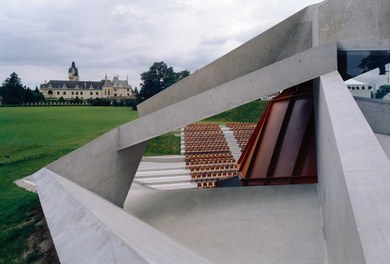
238,82 -> 317,185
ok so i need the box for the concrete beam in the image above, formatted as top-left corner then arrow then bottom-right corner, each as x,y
34,168 -> 212,264
315,71 -> 390,263
318,0 -> 390,45
45,129 -> 147,206
337,39 -> 390,50
118,42 -> 337,150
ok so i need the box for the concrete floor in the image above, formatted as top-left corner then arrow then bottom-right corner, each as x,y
124,184 -> 327,264
376,133 -> 390,160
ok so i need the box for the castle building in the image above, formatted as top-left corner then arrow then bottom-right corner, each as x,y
102,74 -> 134,99
40,62 -> 134,100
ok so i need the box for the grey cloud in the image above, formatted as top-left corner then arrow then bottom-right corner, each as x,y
0,0 -> 322,89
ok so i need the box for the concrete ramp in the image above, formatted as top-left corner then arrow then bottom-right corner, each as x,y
124,185 -> 327,264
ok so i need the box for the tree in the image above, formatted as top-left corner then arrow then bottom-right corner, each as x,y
24,88 -> 36,103
24,86 -> 44,103
0,72 -> 25,104
133,86 -> 139,96
376,84 -> 390,99
138,62 -> 189,103
34,87 -> 44,102
0,74 -> 44,104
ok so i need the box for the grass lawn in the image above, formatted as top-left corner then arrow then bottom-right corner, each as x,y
0,106 -> 137,263
203,100 -> 268,124
145,132 -> 181,156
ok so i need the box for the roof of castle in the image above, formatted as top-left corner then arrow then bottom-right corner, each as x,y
40,80 -> 103,90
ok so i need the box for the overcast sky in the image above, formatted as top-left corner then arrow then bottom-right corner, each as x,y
0,0 -> 322,89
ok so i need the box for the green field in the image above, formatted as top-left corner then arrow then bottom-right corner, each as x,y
145,132 -> 181,156
0,100 -> 268,263
203,100 -> 267,123
0,106 -> 138,263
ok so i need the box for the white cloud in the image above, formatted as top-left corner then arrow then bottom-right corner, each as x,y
0,0 -> 321,88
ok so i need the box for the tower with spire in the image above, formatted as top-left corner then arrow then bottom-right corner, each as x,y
68,61 -> 79,81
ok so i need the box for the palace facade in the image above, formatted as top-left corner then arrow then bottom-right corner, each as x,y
40,62 -> 134,100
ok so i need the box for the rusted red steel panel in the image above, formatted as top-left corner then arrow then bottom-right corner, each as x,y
237,103 -> 271,177
268,95 -> 313,178
238,82 -> 317,186
291,115 -> 317,183
247,99 -> 290,180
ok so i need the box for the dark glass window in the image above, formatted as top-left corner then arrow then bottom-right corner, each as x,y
338,50 -> 390,81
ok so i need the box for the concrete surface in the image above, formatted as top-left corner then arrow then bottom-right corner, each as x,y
315,71 -> 390,264
133,162 -> 195,190
375,133 -> 390,160
45,131 -> 147,206
222,128 -> 242,161
355,97 -> 390,135
14,175 -> 36,193
337,39 -> 390,51
34,168 -> 212,264
125,184 -> 327,264
118,42 -> 337,150
318,0 -> 390,45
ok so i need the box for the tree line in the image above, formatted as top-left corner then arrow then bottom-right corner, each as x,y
0,61 -> 189,107
4,65 -> 390,106
0,72 -> 44,104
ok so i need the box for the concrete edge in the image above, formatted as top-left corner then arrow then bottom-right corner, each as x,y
318,71 -> 390,263
33,168 -> 213,264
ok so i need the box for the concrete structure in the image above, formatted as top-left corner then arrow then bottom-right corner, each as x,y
124,184 -> 327,264
316,72 -> 390,264
32,0 -> 390,263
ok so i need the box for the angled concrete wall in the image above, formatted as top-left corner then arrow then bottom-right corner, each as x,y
337,39 -> 390,50
35,168 -> 212,264
355,97 -> 390,135
46,130 -> 147,206
118,43 -> 337,150
315,71 -> 390,263
318,0 -> 390,45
